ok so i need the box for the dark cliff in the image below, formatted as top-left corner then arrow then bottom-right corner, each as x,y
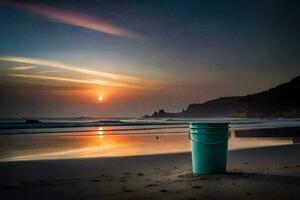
146,75 -> 300,118
238,76 -> 300,117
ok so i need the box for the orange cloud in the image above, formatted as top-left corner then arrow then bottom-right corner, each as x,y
12,2 -> 141,38
11,66 -> 36,70
1,56 -> 162,89
0,56 -> 141,82
9,73 -> 135,88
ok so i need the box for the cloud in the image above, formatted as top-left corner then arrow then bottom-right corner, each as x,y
9,74 -> 136,88
0,56 -> 160,89
0,56 -> 141,82
37,70 -> 57,74
12,2 -> 141,38
11,66 -> 36,71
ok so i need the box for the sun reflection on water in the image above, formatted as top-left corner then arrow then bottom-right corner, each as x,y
98,127 -> 104,138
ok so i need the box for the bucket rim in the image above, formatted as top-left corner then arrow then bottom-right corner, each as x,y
189,122 -> 229,130
189,122 -> 229,126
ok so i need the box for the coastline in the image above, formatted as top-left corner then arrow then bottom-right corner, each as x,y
1,144 -> 300,200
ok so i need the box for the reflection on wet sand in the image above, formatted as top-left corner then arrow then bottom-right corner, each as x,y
229,132 -> 295,149
98,127 -> 104,138
0,126 -> 298,162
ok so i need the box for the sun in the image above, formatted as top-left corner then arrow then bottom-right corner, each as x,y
98,96 -> 104,102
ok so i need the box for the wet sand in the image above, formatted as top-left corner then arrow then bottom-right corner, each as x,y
0,144 -> 300,200
234,126 -> 300,137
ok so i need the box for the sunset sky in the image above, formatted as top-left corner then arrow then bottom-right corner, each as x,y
0,0 -> 300,118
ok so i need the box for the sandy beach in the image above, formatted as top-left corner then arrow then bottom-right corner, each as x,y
1,144 -> 299,200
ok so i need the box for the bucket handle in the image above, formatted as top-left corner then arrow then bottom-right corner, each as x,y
188,129 -> 231,145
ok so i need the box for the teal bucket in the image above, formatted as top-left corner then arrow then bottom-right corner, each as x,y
189,122 -> 229,175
